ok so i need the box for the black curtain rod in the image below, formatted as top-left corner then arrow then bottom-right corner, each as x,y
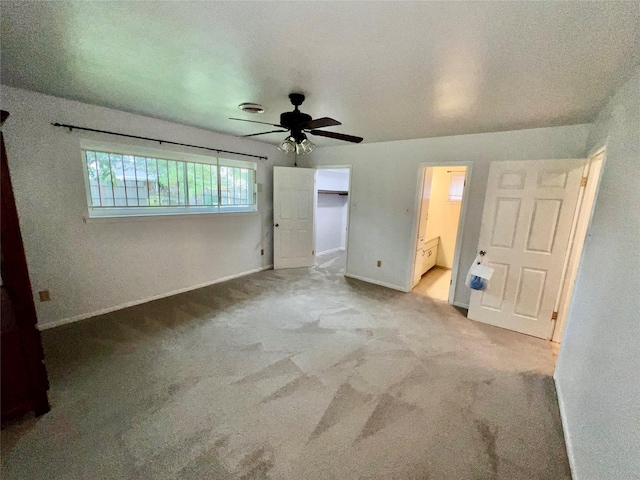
51,123 -> 268,160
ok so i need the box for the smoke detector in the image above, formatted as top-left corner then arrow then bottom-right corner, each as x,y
238,103 -> 264,114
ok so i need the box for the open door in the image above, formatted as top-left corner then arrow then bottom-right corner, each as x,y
273,166 -> 315,269
1,110 -> 50,420
468,159 -> 584,339
412,167 -> 433,288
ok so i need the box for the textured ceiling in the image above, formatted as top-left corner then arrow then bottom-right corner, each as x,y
1,1 -> 639,146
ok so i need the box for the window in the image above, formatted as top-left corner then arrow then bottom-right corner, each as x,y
81,141 -> 257,218
448,172 -> 466,202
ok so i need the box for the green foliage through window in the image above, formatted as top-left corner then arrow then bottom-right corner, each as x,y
84,150 -> 255,211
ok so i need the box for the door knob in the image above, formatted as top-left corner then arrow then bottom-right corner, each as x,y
275,223 -> 279,227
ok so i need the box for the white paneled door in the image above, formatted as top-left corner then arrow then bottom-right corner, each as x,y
468,159 -> 584,339
273,167 -> 316,269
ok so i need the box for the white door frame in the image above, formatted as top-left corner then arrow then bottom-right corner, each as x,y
408,161 -> 473,304
552,147 -> 607,343
313,165 -> 352,271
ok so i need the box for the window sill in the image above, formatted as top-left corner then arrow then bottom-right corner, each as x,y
83,210 -> 259,223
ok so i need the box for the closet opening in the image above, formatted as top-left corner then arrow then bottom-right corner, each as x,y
314,167 -> 351,272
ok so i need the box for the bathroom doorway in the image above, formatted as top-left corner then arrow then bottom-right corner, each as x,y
411,165 -> 469,302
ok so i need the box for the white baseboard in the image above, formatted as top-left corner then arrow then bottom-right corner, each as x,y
554,376 -> 577,480
38,264 -> 274,330
316,246 -> 345,256
344,273 -> 408,292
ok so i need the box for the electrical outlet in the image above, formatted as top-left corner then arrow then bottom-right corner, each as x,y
377,260 -> 382,267
39,290 -> 51,302
261,249 -> 264,256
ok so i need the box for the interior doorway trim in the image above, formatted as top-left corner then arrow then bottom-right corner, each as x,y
408,161 -> 473,305
551,146 -> 607,343
313,165 -> 352,275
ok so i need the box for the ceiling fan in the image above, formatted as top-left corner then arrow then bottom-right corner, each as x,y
230,93 -> 363,155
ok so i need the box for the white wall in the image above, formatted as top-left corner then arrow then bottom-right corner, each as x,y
424,166 -> 464,268
554,69 -> 640,479
302,124 -> 589,303
315,169 -> 349,255
315,194 -> 348,254
316,169 -> 349,191
1,86 -> 292,328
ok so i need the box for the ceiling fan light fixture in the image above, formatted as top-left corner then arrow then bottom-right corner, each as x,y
278,136 -> 296,154
299,138 -> 316,154
231,93 -> 362,150
238,103 -> 264,114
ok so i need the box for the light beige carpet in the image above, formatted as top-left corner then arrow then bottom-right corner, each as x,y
1,252 -> 570,479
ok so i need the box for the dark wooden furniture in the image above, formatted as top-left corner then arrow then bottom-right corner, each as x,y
1,110 -> 50,422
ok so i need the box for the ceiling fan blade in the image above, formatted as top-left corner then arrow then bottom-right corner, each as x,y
229,117 -> 283,128
238,129 -> 288,138
302,117 -> 342,129
309,130 -> 363,143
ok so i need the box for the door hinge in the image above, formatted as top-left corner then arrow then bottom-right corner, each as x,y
580,176 -> 588,187
551,311 -> 558,321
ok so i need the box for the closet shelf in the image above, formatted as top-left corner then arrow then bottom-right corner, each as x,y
318,190 -> 348,196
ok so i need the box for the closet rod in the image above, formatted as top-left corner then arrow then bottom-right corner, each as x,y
51,123 -> 268,160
